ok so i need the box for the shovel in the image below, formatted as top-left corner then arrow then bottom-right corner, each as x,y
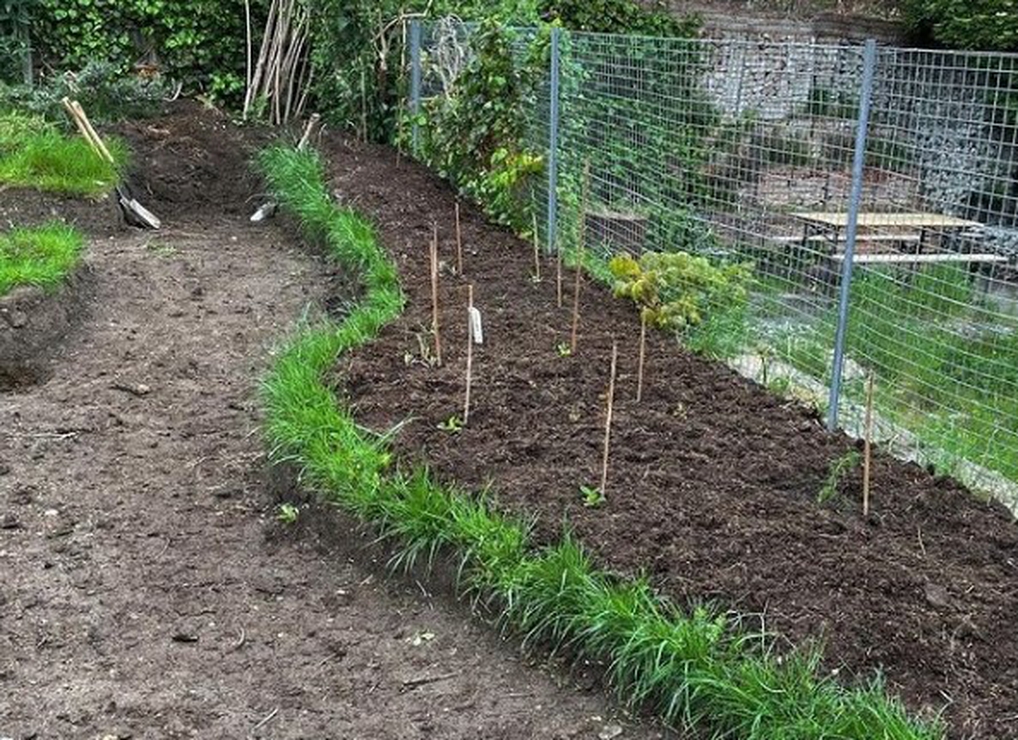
62,97 -> 161,229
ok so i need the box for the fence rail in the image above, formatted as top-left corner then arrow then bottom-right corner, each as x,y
409,20 -> 1018,509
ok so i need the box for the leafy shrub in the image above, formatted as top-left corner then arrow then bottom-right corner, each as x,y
541,0 -> 700,36
0,61 -> 165,123
904,0 -> 1018,51
609,251 -> 752,331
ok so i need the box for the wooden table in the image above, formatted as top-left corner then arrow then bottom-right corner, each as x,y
788,211 -> 1000,265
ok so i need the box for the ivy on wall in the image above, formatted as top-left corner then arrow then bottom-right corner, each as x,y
16,0 -> 263,101
904,0 -> 1018,52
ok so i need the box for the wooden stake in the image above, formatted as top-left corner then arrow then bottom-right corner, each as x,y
600,340 -> 619,496
636,315 -> 647,403
245,0 -> 253,94
863,372 -> 875,517
570,252 -> 582,353
464,284 -> 474,425
556,240 -> 563,307
360,66 -> 369,141
570,161 -> 591,353
430,224 -> 443,366
531,213 -> 541,281
297,112 -> 320,151
455,202 -> 464,275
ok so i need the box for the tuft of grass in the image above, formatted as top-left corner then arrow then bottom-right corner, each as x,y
0,222 -> 84,297
0,110 -> 127,196
258,143 -> 944,740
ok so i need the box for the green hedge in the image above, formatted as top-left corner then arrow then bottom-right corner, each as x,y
258,143 -> 944,740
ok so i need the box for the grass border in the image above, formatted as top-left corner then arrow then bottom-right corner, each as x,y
258,143 -> 943,740
0,221 -> 86,298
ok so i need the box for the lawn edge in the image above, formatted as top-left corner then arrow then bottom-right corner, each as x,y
257,143 -> 943,740
0,221 -> 86,298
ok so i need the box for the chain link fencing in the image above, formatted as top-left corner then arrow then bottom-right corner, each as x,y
410,21 -> 1018,509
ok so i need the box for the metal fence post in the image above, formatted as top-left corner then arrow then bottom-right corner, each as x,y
827,38 -> 877,431
409,20 -> 422,156
546,27 -> 561,255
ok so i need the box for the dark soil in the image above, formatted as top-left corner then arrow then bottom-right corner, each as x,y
325,136 -> 1018,740
1,104 -> 665,740
0,187 -> 122,235
0,269 -> 91,390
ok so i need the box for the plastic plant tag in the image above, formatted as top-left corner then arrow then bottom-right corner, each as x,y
469,306 -> 484,345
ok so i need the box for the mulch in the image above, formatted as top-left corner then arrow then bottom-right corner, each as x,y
323,134 -> 1018,740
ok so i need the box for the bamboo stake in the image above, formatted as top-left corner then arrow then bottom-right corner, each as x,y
863,372 -> 875,517
600,340 -> 619,496
431,224 -> 443,366
245,0 -> 253,94
570,249 -> 582,352
455,202 -> 463,275
281,12 -> 309,123
245,0 -> 278,117
297,113 -> 320,151
360,65 -> 369,141
556,239 -> 563,307
570,162 -> 591,353
464,284 -> 474,425
636,314 -> 647,403
531,212 -> 541,281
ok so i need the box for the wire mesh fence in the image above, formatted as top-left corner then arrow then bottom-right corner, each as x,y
410,21 -> 1018,507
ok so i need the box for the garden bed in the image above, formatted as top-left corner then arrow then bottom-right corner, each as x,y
323,136 -> 1018,740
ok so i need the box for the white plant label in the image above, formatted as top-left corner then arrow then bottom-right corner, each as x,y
469,306 -> 484,345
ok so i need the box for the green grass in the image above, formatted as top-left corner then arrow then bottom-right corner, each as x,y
0,222 -> 84,297
767,263 -> 1018,483
258,143 -> 943,740
0,110 -> 126,196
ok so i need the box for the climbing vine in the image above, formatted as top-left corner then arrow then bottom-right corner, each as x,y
416,20 -> 549,230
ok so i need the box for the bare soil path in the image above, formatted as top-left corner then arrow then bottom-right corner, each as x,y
0,106 -> 662,740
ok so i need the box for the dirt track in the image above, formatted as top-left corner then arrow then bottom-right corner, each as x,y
0,105 -> 663,740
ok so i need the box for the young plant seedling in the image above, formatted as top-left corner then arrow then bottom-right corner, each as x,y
817,449 -> 861,504
580,484 -> 605,508
276,502 -> 300,524
437,415 -> 464,434
556,342 -> 572,357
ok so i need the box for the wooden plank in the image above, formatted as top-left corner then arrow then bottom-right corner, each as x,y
768,233 -> 922,245
791,211 -> 981,229
830,252 -> 1007,265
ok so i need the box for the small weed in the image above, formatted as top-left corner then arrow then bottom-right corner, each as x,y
580,484 -> 605,508
817,450 -> 861,504
276,503 -> 300,524
437,415 -> 464,434
145,240 -> 178,258
556,342 -> 572,357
